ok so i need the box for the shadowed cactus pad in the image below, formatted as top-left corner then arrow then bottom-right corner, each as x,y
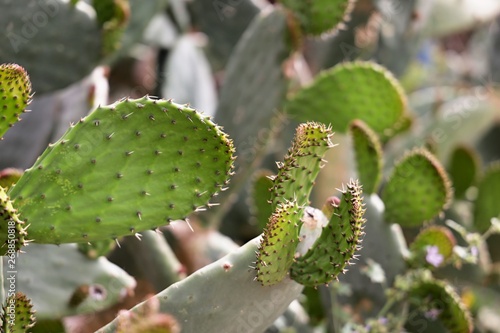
473,162 -> 500,233
285,61 -> 408,140
447,145 -> 479,199
382,148 -> 452,226
280,0 -> 355,36
290,179 -> 365,287
0,64 -> 31,139
349,120 -> 383,194
1,292 -> 36,333
8,97 -> 234,244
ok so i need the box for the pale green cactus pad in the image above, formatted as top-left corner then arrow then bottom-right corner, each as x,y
0,64 -> 31,139
447,145 -> 479,199
474,162 -> 500,232
349,120 -> 383,194
1,292 -> 36,333
280,0 -> 355,36
256,200 -> 301,286
382,148 -> 452,226
409,226 -> 456,268
290,179 -> 365,287
0,186 -> 28,255
8,97 -> 234,244
285,61 -> 408,140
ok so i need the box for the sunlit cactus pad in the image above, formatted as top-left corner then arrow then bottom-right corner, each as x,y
0,64 -> 31,139
285,61 -> 408,140
290,180 -> 365,286
8,97 -> 234,244
382,148 -> 452,226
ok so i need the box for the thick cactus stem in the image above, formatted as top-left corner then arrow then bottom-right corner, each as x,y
0,64 -> 31,139
1,292 -> 36,333
8,97 -> 235,244
382,148 -> 452,227
290,179 -> 365,287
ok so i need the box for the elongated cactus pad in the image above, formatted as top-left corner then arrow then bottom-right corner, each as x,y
250,169 -> 275,231
8,97 -> 234,244
290,179 -> 365,287
280,0 -> 355,36
474,162 -> 500,232
1,292 -> 36,333
270,122 -> 334,209
0,0 -> 102,94
349,120 -> 383,194
256,200 -> 301,286
0,64 -> 31,139
409,226 -> 456,268
0,186 -> 28,255
447,145 -> 479,199
382,148 -> 452,227
403,270 -> 473,333
285,61 -> 408,140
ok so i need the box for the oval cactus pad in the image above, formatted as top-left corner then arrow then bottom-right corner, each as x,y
8,97 -> 234,244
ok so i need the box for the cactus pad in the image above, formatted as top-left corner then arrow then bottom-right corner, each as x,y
447,145 -> 479,199
474,162 -> 500,232
249,169 -> 275,231
8,97 -> 234,244
409,226 -> 456,268
285,61 -> 408,140
256,200 -> 301,286
280,0 -> 355,36
382,148 -> 452,227
270,122 -> 334,209
290,179 -> 365,287
0,186 -> 28,255
349,120 -> 383,194
1,292 -> 36,333
0,64 -> 31,139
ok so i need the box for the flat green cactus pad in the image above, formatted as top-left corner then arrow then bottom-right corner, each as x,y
270,122 -> 334,209
250,169 -> 274,231
382,148 -> 452,227
256,200 -> 301,286
1,292 -> 36,333
474,162 -> 500,232
404,270 -> 473,333
8,97 -> 234,244
447,145 -> 479,199
280,0 -> 355,36
409,226 -> 456,268
0,186 -> 28,255
0,64 -> 31,139
290,179 -> 365,287
285,61 -> 408,140
349,120 -> 383,194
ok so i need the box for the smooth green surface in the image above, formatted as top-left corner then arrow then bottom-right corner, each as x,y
290,179 -> 365,286
447,145 -> 479,199
285,61 -> 408,140
382,148 -> 452,226
9,97 -> 234,244
0,64 -> 31,139
250,169 -> 274,231
349,120 -> 383,194
474,162 -> 500,232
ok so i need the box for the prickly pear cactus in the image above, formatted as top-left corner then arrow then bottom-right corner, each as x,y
0,186 -> 28,255
290,179 -> 365,286
382,148 -> 452,226
1,292 -> 36,333
0,64 -> 31,139
7,97 -> 234,244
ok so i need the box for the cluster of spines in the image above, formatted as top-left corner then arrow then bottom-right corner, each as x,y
1,292 -> 36,333
0,186 -> 29,255
290,179 -> 365,286
0,64 -> 31,139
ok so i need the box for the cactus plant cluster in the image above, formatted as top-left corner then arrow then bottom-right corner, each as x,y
0,0 -> 500,332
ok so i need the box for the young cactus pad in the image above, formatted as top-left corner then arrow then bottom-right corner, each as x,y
285,61 -> 408,140
7,97 -> 234,244
1,292 -> 36,333
349,120 -> 383,194
290,179 -> 365,287
0,64 -> 31,139
382,148 -> 452,227
280,0 -> 355,36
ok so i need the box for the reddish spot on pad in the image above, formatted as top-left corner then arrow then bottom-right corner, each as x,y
222,263 -> 232,271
